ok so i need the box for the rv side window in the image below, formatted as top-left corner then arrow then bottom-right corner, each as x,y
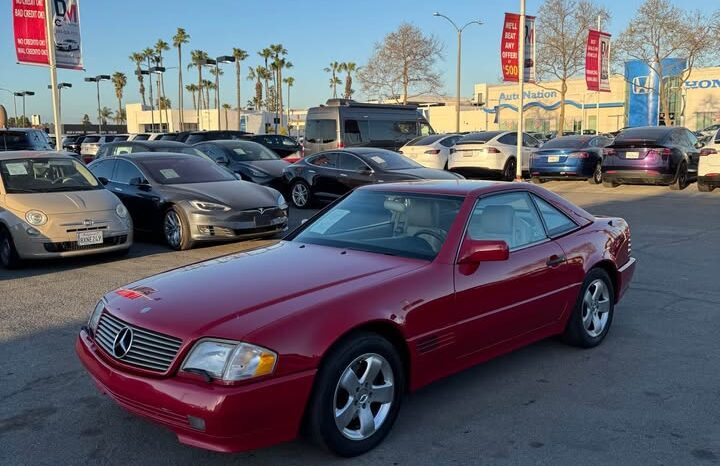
419,120 -> 433,136
306,119 -> 337,143
344,119 -> 369,144
369,120 -> 418,143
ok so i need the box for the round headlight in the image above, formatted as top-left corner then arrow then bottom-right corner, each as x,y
25,210 -> 48,226
116,203 -> 128,218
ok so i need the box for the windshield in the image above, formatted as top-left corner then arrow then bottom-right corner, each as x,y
138,157 -> 237,185
540,137 -> 590,149
291,190 -> 463,260
0,158 -> 101,193
230,142 -> 281,161
306,118 -> 337,143
364,151 -> 422,170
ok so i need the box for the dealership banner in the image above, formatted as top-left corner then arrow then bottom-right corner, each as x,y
585,29 -> 611,92
13,0 -> 83,70
501,13 -> 536,83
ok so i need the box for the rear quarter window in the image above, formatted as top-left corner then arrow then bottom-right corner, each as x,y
306,119 -> 337,143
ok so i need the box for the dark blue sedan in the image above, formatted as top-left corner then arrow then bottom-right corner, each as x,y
530,135 -> 613,184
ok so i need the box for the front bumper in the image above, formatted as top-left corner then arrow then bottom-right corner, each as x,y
602,169 -> 675,185
698,175 -> 720,187
76,329 -> 316,453
10,221 -> 132,260
187,206 -> 289,242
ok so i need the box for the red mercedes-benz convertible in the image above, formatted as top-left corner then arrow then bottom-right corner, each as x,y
76,180 -> 635,457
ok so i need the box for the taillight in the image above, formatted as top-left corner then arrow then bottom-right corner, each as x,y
337,141 -> 345,149
424,149 -> 441,155
569,151 -> 590,158
398,150 -> 404,154
487,147 -> 501,154
700,148 -> 718,156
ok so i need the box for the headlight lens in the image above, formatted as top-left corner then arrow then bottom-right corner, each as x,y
247,167 -> 269,178
25,210 -> 48,226
88,300 -> 105,332
277,194 -> 288,210
182,340 -> 277,381
189,201 -> 231,212
115,203 -> 128,218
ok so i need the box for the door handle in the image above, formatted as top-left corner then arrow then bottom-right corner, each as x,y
308,170 -> 316,174
546,254 -> 566,267
339,173 -> 348,177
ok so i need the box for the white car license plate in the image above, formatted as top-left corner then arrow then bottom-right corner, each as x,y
77,231 -> 103,246
548,156 -> 560,163
625,151 -> 640,159
473,150 -> 485,156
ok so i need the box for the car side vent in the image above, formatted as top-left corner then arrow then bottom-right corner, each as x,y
416,332 -> 455,355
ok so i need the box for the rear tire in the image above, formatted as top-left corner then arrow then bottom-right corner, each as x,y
502,158 -> 517,181
562,268 -> 615,348
603,180 -> 619,188
697,180 -> 712,192
163,207 -> 194,251
588,162 -> 603,184
305,332 -> 405,457
670,162 -> 688,190
0,228 -> 22,269
290,180 -> 312,209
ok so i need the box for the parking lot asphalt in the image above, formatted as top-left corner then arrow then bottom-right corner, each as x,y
1,181 -> 719,466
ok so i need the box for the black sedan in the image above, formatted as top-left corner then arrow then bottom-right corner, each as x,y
246,134 -> 302,159
95,140 -> 207,159
88,153 -> 288,250
530,135 -> 613,184
283,148 -> 463,208
193,140 -> 289,191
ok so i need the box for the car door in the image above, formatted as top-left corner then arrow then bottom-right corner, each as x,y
682,129 -> 701,174
109,160 -> 157,231
306,152 -> 343,200
453,191 -> 572,354
336,152 -> 375,192
88,159 -> 116,186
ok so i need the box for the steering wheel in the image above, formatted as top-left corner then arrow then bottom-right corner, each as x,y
52,177 -> 74,185
412,229 -> 446,244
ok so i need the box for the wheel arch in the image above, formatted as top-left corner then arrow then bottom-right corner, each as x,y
590,259 -> 619,303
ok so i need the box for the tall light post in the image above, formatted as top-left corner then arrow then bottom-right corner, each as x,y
433,12 -> 482,133
150,66 -> 166,131
0,88 -> 18,124
48,83 -> 72,128
13,91 -> 35,127
136,69 -> 155,131
84,75 -> 111,133
200,55 -> 236,130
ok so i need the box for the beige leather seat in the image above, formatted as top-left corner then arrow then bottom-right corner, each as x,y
469,204 -> 516,247
405,200 -> 445,251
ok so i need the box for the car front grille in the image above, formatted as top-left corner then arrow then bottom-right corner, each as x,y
44,235 -> 127,252
94,312 -> 183,372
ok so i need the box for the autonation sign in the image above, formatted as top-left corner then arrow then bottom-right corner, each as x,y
498,90 -> 557,101
685,79 -> 720,90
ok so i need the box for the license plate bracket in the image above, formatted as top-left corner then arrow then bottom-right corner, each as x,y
625,151 -> 640,159
548,156 -> 560,163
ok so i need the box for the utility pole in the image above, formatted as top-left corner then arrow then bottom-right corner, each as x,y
84,75 -> 111,133
516,0 -> 527,181
44,0 -> 61,148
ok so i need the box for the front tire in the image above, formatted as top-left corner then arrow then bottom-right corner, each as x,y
670,161 -> 688,190
588,162 -> 603,184
562,268 -> 615,348
305,332 -> 405,457
0,228 -> 22,269
163,207 -> 194,251
290,180 -> 312,209
697,180 -> 712,192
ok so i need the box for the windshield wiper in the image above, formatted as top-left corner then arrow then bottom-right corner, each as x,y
7,188 -> 41,193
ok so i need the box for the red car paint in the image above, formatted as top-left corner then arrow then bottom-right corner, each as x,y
76,180 -> 635,453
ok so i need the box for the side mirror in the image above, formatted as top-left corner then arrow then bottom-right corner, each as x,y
97,176 -> 109,185
215,155 -> 229,165
458,240 -> 510,264
130,177 -> 151,190
694,141 -> 705,149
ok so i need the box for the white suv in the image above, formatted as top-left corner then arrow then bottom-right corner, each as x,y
448,131 -> 540,180
698,128 -> 720,192
399,134 -> 462,170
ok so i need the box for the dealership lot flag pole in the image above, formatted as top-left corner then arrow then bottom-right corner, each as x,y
596,16 -> 601,133
44,0 -> 62,150
515,0 -> 526,181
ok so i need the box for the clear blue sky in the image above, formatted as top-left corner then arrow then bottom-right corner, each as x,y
0,0 -> 710,123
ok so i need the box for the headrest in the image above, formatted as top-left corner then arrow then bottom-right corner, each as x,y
480,205 -> 514,235
407,201 -> 437,227
384,199 -> 406,213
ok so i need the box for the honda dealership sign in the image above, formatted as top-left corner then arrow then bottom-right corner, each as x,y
13,0 -> 83,70
501,13 -> 536,83
586,29 -> 611,92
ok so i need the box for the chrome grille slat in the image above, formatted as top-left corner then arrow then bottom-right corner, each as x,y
95,312 -> 183,373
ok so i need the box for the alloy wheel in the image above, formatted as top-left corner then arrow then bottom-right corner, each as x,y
333,353 -> 395,441
164,210 -> 182,248
581,279 -> 611,337
593,163 -> 602,183
0,236 -> 10,266
504,159 -> 517,181
292,182 -> 309,207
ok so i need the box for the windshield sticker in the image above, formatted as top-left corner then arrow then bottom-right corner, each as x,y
370,156 -> 386,164
159,168 -> 180,179
308,209 -> 350,234
5,163 -> 28,176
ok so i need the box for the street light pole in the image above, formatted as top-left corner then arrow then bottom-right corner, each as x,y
200,56 -> 235,131
14,91 -> 34,127
516,0 -> 527,181
48,83 -> 72,128
84,75 -> 111,133
151,66 -> 167,131
433,13 -> 482,133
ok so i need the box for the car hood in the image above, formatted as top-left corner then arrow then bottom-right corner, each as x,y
241,160 -> 289,177
4,188 -> 119,215
388,167 -> 462,180
102,241 -> 425,341
161,180 -> 279,208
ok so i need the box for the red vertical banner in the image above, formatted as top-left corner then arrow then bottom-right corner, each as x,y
501,13 -> 536,83
586,30 -> 611,92
13,0 -> 50,66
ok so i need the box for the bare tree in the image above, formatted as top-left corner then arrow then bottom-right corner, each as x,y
358,23 -> 443,104
536,0 -> 609,133
614,0 -> 720,125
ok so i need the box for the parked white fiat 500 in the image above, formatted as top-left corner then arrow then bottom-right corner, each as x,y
399,133 -> 462,170
448,131 -> 541,180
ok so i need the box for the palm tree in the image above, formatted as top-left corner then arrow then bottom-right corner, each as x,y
185,84 -> 198,110
189,49 -> 209,124
142,47 -> 156,108
283,76 -> 294,134
340,62 -> 357,99
100,107 -> 113,126
114,108 -> 126,124
221,103 -> 231,130
324,61 -> 342,98
129,52 -> 146,106
201,79 -> 214,110
159,97 -> 172,110
247,66 -> 264,112
270,44 -> 291,125
209,67 -> 224,110
154,39 -> 171,125
111,72 -> 127,123
232,48 -> 248,125
258,48 -> 273,108
172,28 -> 190,131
